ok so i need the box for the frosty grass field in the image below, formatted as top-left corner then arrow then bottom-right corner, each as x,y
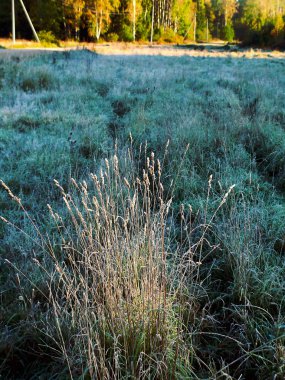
0,46 -> 285,379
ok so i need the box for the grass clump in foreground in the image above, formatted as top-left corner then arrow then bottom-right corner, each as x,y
0,50 -> 285,379
1,150 -> 235,378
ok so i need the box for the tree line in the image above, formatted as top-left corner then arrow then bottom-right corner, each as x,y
0,0 -> 285,47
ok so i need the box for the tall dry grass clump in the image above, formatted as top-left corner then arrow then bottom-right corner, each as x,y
46,151 -> 181,379
1,149 -> 182,378
1,146 -> 235,379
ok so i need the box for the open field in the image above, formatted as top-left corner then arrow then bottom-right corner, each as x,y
0,49 -> 285,379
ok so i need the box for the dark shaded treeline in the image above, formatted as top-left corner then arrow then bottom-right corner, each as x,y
0,0 -> 285,47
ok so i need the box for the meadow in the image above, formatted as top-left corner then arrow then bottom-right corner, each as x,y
0,47 -> 285,379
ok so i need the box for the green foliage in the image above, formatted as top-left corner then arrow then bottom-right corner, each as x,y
172,0 -> 195,38
38,30 -> 60,46
223,23 -> 235,42
196,0 -> 207,40
159,28 -> 184,43
237,0 -> 285,47
119,24 -> 134,41
106,32 -> 120,41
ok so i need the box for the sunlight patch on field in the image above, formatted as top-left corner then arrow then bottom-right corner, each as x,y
1,38 -> 285,59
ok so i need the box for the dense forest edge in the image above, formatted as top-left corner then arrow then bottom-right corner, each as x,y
1,0 -> 285,48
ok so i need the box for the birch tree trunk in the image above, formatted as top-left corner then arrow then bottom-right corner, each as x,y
194,12 -> 196,42
150,0 -> 154,42
133,0 -> 136,41
95,10 -> 101,41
